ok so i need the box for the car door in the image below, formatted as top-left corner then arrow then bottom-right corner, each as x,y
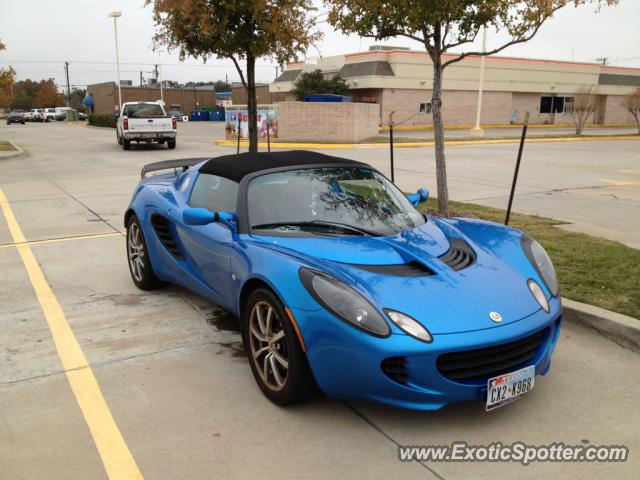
176,173 -> 239,302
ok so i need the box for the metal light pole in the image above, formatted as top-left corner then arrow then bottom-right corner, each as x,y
109,11 -> 123,113
470,27 -> 487,137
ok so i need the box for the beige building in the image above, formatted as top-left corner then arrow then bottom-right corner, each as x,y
270,46 -> 640,126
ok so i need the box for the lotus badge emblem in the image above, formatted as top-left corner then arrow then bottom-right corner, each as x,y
489,311 -> 502,323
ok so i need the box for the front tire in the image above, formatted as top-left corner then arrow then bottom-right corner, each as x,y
242,288 -> 314,405
126,215 -> 165,290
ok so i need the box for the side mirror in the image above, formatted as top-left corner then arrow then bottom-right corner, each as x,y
407,188 -> 429,207
183,207 -> 216,226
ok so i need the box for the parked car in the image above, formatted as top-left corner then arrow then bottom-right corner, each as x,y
54,107 -> 72,121
167,108 -> 183,121
6,111 -> 26,125
116,101 -> 177,150
78,112 -> 87,121
40,108 -> 56,122
26,109 -> 43,122
124,151 -> 562,410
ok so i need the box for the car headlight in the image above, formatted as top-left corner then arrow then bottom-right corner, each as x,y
299,268 -> 390,337
521,235 -> 559,297
385,310 -> 432,343
528,279 -> 550,313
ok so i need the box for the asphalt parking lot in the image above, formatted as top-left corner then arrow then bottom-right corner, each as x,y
1,121 -> 639,479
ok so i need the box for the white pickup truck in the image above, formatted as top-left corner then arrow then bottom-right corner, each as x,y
116,101 -> 177,150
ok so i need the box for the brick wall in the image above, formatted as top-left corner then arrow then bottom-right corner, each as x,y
380,89 -> 512,126
278,102 -> 379,143
603,95 -> 637,124
87,82 -> 216,115
232,85 -> 287,105
511,92 -> 568,124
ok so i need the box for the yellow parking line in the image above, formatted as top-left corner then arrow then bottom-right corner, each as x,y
598,179 -> 640,187
0,188 -> 143,480
214,135 -> 640,150
0,232 -> 123,249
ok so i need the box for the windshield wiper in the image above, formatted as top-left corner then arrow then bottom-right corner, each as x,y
251,221 -> 381,236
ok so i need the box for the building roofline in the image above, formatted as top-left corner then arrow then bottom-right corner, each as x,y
341,49 -> 640,73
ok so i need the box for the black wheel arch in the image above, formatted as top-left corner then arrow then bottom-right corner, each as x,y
239,277 -> 274,315
124,208 -> 137,229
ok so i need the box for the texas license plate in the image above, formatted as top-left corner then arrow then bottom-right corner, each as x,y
486,365 -> 535,411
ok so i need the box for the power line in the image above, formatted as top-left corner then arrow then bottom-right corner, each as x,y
0,60 -> 277,68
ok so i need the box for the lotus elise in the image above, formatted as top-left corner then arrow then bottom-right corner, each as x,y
125,151 -> 562,411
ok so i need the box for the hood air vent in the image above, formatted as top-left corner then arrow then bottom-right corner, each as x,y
151,214 -> 183,260
439,238 -> 476,271
348,261 -> 434,277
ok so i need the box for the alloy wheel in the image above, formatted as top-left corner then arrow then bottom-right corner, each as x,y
127,222 -> 145,282
248,300 -> 289,391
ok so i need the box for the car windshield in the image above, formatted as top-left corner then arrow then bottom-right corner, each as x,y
122,104 -> 165,118
248,167 -> 425,236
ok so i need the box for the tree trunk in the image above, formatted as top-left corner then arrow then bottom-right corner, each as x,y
430,51 -> 449,214
575,115 -> 583,135
246,53 -> 258,152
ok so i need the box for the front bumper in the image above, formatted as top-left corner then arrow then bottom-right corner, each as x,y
294,297 -> 562,410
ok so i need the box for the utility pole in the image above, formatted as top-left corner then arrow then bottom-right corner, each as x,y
154,64 -> 159,82
596,57 -> 608,66
140,71 -> 143,87
64,61 -> 71,106
275,66 -> 279,79
158,61 -> 164,104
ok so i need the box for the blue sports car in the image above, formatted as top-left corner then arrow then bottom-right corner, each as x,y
125,151 -> 562,411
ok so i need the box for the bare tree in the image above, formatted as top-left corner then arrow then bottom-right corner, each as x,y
623,89 -> 640,134
572,86 -> 597,135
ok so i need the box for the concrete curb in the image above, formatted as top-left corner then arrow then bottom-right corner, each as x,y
379,122 -> 637,132
0,141 -> 25,160
563,299 -> 640,354
214,135 -> 640,150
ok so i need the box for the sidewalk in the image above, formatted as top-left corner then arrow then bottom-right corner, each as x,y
215,132 -> 640,150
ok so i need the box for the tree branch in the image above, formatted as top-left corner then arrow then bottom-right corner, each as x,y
444,29 -> 479,51
356,30 -> 426,43
442,8 -> 561,69
229,55 -> 248,89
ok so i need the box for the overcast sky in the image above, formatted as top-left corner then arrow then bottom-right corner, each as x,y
1,0 -> 638,90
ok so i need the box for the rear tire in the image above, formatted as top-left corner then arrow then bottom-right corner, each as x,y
123,138 -> 131,150
242,288 -> 314,405
116,132 -> 122,145
167,139 -> 176,149
126,215 -> 166,290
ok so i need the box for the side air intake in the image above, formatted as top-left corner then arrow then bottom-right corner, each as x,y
150,214 -> 183,260
439,238 -> 476,271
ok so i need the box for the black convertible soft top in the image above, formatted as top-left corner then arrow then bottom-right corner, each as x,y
198,150 -> 366,182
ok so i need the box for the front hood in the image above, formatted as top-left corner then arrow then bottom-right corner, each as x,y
252,218 -> 547,334
250,220 -> 450,265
